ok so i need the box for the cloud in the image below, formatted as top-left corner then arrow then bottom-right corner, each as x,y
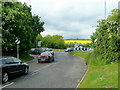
18,0 -> 119,39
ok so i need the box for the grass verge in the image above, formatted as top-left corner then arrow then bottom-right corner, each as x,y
78,63 -> 118,88
69,51 -> 89,58
69,51 -> 118,88
53,49 -> 65,52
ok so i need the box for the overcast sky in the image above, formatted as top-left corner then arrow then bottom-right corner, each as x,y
18,0 -> 119,39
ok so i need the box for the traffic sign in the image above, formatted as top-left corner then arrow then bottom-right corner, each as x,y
15,39 -> 20,45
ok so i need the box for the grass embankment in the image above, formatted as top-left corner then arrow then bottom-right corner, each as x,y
69,51 -> 118,88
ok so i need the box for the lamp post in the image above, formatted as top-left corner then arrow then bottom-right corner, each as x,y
105,0 -> 106,19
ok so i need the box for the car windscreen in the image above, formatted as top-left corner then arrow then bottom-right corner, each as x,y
31,49 -> 35,51
66,48 -> 71,50
0,60 -> 2,64
0,59 -> 7,64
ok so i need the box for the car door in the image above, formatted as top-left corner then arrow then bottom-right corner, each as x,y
4,58 -> 19,75
12,58 -> 24,73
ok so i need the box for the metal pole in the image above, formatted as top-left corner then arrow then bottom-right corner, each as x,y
36,39 -> 37,48
105,0 -> 106,19
17,44 -> 19,59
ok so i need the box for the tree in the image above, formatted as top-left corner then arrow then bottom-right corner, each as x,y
41,35 -> 66,49
91,9 -> 119,63
2,2 -> 44,54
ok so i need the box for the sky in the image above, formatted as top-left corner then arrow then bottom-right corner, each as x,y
18,0 -> 119,39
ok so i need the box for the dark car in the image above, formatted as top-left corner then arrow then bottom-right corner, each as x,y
0,57 -> 29,83
29,48 -> 36,54
65,48 -> 74,52
37,52 -> 54,63
41,48 -> 49,52
44,48 -> 54,55
29,48 -> 44,54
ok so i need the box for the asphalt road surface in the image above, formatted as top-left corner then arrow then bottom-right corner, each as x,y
2,51 -> 87,88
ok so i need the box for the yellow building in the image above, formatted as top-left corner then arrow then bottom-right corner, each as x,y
64,40 -> 91,44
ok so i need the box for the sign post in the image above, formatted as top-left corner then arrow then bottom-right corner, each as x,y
38,41 -> 42,47
15,38 -> 20,59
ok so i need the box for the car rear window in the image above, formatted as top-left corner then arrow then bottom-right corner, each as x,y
41,52 -> 51,56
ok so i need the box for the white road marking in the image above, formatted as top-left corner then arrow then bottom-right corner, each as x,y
76,66 -> 89,89
1,82 -> 14,89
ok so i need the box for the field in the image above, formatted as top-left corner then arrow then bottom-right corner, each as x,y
64,40 -> 91,44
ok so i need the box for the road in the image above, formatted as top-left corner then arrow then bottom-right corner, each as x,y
2,51 -> 87,88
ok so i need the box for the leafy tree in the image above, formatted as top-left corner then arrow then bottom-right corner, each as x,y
91,9 -> 119,63
2,2 -> 44,54
41,35 -> 66,49
36,34 -> 43,41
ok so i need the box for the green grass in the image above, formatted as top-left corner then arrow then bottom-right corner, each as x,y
69,51 -> 90,58
78,63 -> 118,88
53,49 -> 65,52
69,51 -> 118,88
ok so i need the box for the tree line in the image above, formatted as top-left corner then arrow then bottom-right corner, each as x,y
36,34 -> 66,49
91,9 -> 120,63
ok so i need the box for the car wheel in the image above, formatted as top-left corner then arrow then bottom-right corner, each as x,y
38,61 -> 41,63
2,72 -> 9,83
24,67 -> 29,75
49,59 -> 52,63
52,58 -> 54,61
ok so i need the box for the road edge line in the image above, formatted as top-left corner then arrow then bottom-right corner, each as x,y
1,82 -> 14,89
76,65 -> 89,89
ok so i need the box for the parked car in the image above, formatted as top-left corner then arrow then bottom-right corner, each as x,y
37,52 -> 54,63
65,48 -> 74,52
0,57 -> 29,83
44,48 -> 54,55
29,48 -> 44,54
41,48 -> 49,52
29,48 -> 36,54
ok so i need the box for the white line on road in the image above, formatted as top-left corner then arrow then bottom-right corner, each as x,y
76,65 -> 89,89
1,82 -> 14,89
